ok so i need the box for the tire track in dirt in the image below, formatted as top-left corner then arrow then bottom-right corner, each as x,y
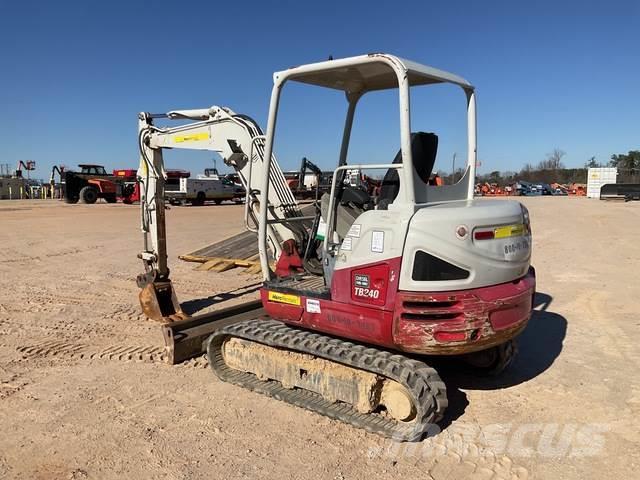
0,290 -> 138,316
0,245 -> 104,265
0,314 -> 130,338
12,339 -> 209,368
6,335 -> 530,477
15,340 -> 168,364
0,365 -> 27,400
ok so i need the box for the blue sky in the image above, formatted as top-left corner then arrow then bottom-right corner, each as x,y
0,0 -> 638,180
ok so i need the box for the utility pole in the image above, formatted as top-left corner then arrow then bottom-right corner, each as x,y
451,152 -> 457,184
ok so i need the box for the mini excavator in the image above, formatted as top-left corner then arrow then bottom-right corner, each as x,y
136,54 -> 535,441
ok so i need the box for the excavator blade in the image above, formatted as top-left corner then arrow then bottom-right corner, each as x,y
162,299 -> 266,364
139,280 -> 187,323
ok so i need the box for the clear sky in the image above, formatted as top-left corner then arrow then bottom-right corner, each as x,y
0,0 -> 638,180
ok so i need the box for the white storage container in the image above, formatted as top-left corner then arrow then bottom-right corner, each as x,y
587,168 -> 617,198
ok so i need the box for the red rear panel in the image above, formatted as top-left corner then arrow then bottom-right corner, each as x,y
261,263 -> 535,356
392,268 -> 536,354
331,257 -> 402,310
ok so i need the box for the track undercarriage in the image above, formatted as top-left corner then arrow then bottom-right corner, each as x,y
207,319 -> 448,441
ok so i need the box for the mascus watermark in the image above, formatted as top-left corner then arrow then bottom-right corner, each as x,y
369,423 -> 610,459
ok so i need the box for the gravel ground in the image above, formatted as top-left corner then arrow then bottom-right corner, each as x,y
0,197 -> 638,479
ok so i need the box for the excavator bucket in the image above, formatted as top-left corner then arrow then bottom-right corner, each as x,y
138,280 -> 187,322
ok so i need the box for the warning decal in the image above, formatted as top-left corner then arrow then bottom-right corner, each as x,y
267,291 -> 301,306
173,132 -> 210,143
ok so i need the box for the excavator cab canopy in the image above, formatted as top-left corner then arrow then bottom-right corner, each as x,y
278,53 -> 474,93
262,54 -> 478,211
256,54 -> 480,276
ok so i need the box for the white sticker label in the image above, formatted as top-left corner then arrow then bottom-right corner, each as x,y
316,219 -> 327,240
341,237 -> 352,251
503,238 -> 530,260
306,298 -> 321,314
347,224 -> 361,238
371,231 -> 385,253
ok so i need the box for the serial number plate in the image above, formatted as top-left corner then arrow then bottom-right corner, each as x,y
504,238 -> 530,257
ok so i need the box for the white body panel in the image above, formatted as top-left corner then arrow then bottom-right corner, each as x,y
399,200 -> 530,291
334,207 -> 414,268
333,199 -> 530,291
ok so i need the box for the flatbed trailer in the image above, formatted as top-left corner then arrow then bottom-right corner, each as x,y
600,183 -> 640,201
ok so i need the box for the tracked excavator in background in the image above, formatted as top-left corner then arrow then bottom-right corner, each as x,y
136,54 -> 535,441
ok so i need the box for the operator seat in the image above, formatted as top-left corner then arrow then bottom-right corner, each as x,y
320,186 -> 372,241
377,132 -> 438,209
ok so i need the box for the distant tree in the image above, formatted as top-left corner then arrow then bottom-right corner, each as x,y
538,148 -> 566,170
585,156 -> 599,168
609,150 -> 640,170
438,168 -> 465,185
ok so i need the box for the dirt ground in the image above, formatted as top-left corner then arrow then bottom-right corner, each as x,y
0,197 -> 638,479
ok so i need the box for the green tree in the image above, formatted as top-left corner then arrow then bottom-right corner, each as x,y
609,151 -> 640,170
585,156 -> 599,168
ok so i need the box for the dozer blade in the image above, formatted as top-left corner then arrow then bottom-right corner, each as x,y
162,299 -> 266,364
139,280 -> 187,323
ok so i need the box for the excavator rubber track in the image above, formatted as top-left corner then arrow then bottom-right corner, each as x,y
206,319 -> 448,441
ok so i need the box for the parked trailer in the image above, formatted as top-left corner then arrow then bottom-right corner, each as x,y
600,183 -> 640,201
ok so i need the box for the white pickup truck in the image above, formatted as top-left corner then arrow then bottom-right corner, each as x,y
166,169 -> 245,205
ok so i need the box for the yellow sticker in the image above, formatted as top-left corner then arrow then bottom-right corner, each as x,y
173,132 -> 210,143
267,291 -> 301,306
494,224 -> 525,239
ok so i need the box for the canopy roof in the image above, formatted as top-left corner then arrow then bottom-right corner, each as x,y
276,53 -> 473,93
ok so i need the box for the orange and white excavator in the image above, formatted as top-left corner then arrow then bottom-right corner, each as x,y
136,54 -> 535,441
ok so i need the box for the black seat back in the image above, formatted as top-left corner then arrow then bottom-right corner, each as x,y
378,132 -> 438,208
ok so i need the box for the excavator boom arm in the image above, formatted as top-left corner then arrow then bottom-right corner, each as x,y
136,106 -> 303,321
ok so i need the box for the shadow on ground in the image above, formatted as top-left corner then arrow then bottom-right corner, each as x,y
181,282 -> 262,315
438,292 -> 567,427
180,286 -> 565,432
